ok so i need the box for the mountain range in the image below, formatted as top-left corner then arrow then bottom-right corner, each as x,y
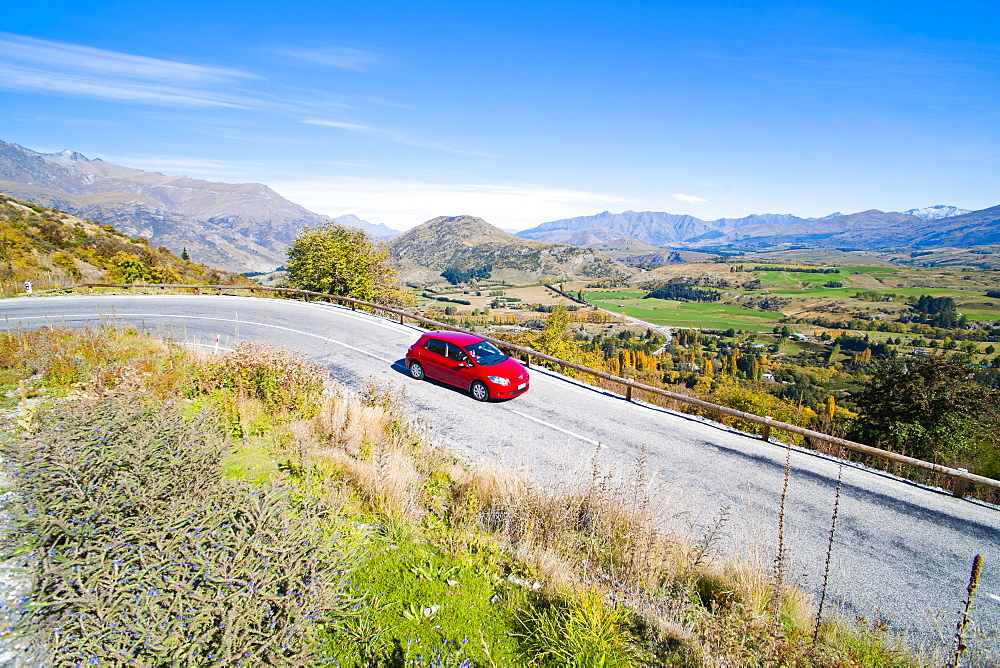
518,205 -> 1000,250
2,139 -> 997,275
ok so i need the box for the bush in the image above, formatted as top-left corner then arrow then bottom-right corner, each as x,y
2,397 -> 352,665
193,341 -> 326,415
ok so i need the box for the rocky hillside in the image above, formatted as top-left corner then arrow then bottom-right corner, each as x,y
520,205 -> 1000,250
0,193 -> 249,295
0,140 -> 331,272
387,215 -> 633,285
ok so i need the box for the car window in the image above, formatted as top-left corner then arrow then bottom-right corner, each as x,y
425,338 -> 447,356
445,342 -> 470,363
464,340 -> 508,366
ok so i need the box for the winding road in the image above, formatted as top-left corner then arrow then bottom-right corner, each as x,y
2,294 -> 998,652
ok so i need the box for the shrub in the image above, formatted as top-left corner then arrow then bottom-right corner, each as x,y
193,341 -> 326,415
2,396 -> 353,665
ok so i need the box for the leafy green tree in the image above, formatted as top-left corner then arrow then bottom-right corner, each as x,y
285,223 -> 411,305
849,354 -> 1000,462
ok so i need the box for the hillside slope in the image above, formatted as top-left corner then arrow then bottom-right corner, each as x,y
388,215 -> 633,284
0,193 -> 248,295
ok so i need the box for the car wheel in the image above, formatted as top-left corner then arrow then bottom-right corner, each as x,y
409,361 -> 425,380
470,380 -> 489,402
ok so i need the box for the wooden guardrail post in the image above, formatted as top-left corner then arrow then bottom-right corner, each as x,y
952,469 -> 969,499
625,380 -> 633,402
761,417 -> 772,442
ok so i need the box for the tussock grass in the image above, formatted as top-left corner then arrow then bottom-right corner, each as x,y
0,325 -> 948,665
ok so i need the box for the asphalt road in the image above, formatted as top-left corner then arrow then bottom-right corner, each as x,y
2,294 -> 998,652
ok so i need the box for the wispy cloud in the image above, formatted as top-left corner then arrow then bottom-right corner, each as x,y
0,32 -> 259,107
304,118 -> 497,156
698,42 -> 1000,100
96,153 -> 256,178
269,177 -> 633,231
672,193 -> 707,204
271,45 -> 380,71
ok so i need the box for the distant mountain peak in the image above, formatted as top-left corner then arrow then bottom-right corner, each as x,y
42,149 -> 93,165
903,205 -> 971,220
332,213 -> 401,239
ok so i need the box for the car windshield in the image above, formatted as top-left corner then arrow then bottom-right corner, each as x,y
463,340 -> 508,366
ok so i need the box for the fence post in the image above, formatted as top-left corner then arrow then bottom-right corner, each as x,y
952,469 -> 969,499
761,416 -> 772,442
625,380 -> 633,402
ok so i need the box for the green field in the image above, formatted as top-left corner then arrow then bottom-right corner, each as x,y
587,277 -> 1000,331
752,270 -> 845,287
588,290 -> 780,331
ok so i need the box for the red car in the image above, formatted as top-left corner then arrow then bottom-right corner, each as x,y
405,331 -> 529,401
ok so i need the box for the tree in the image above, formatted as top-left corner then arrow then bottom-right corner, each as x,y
181,248 -> 189,261
285,223 -> 411,305
849,354 -> 1000,462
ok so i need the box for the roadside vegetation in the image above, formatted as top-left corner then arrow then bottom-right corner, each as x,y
0,325 -> 935,665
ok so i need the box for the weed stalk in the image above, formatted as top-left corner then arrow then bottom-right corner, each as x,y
950,553 -> 984,668
813,460 -> 843,645
772,443 -> 793,637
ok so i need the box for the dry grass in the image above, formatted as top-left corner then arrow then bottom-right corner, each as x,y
285,379 -> 919,664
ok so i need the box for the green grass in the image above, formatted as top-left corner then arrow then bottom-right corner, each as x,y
588,290 -> 782,331
752,270 -> 842,287
322,532 -> 528,664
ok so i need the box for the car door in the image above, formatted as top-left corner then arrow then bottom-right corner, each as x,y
441,341 -> 474,388
420,338 -> 450,380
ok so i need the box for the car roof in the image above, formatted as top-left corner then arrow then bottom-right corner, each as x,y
421,330 -> 484,346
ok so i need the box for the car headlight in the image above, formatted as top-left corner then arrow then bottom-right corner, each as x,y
487,376 -> 510,386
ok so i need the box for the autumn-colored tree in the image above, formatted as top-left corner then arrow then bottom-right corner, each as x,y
285,223 -> 411,306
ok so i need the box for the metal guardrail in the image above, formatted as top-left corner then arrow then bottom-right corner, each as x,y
24,281 -> 1000,499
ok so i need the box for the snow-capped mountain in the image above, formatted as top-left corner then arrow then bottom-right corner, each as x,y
903,205 -> 971,220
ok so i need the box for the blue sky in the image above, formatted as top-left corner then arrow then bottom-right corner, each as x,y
2,0 -> 998,230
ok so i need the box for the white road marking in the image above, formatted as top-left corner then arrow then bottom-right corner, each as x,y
507,408 -> 602,447
292,301 -> 414,333
988,593 -> 1000,604
3,312 -> 396,364
185,343 -> 234,352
